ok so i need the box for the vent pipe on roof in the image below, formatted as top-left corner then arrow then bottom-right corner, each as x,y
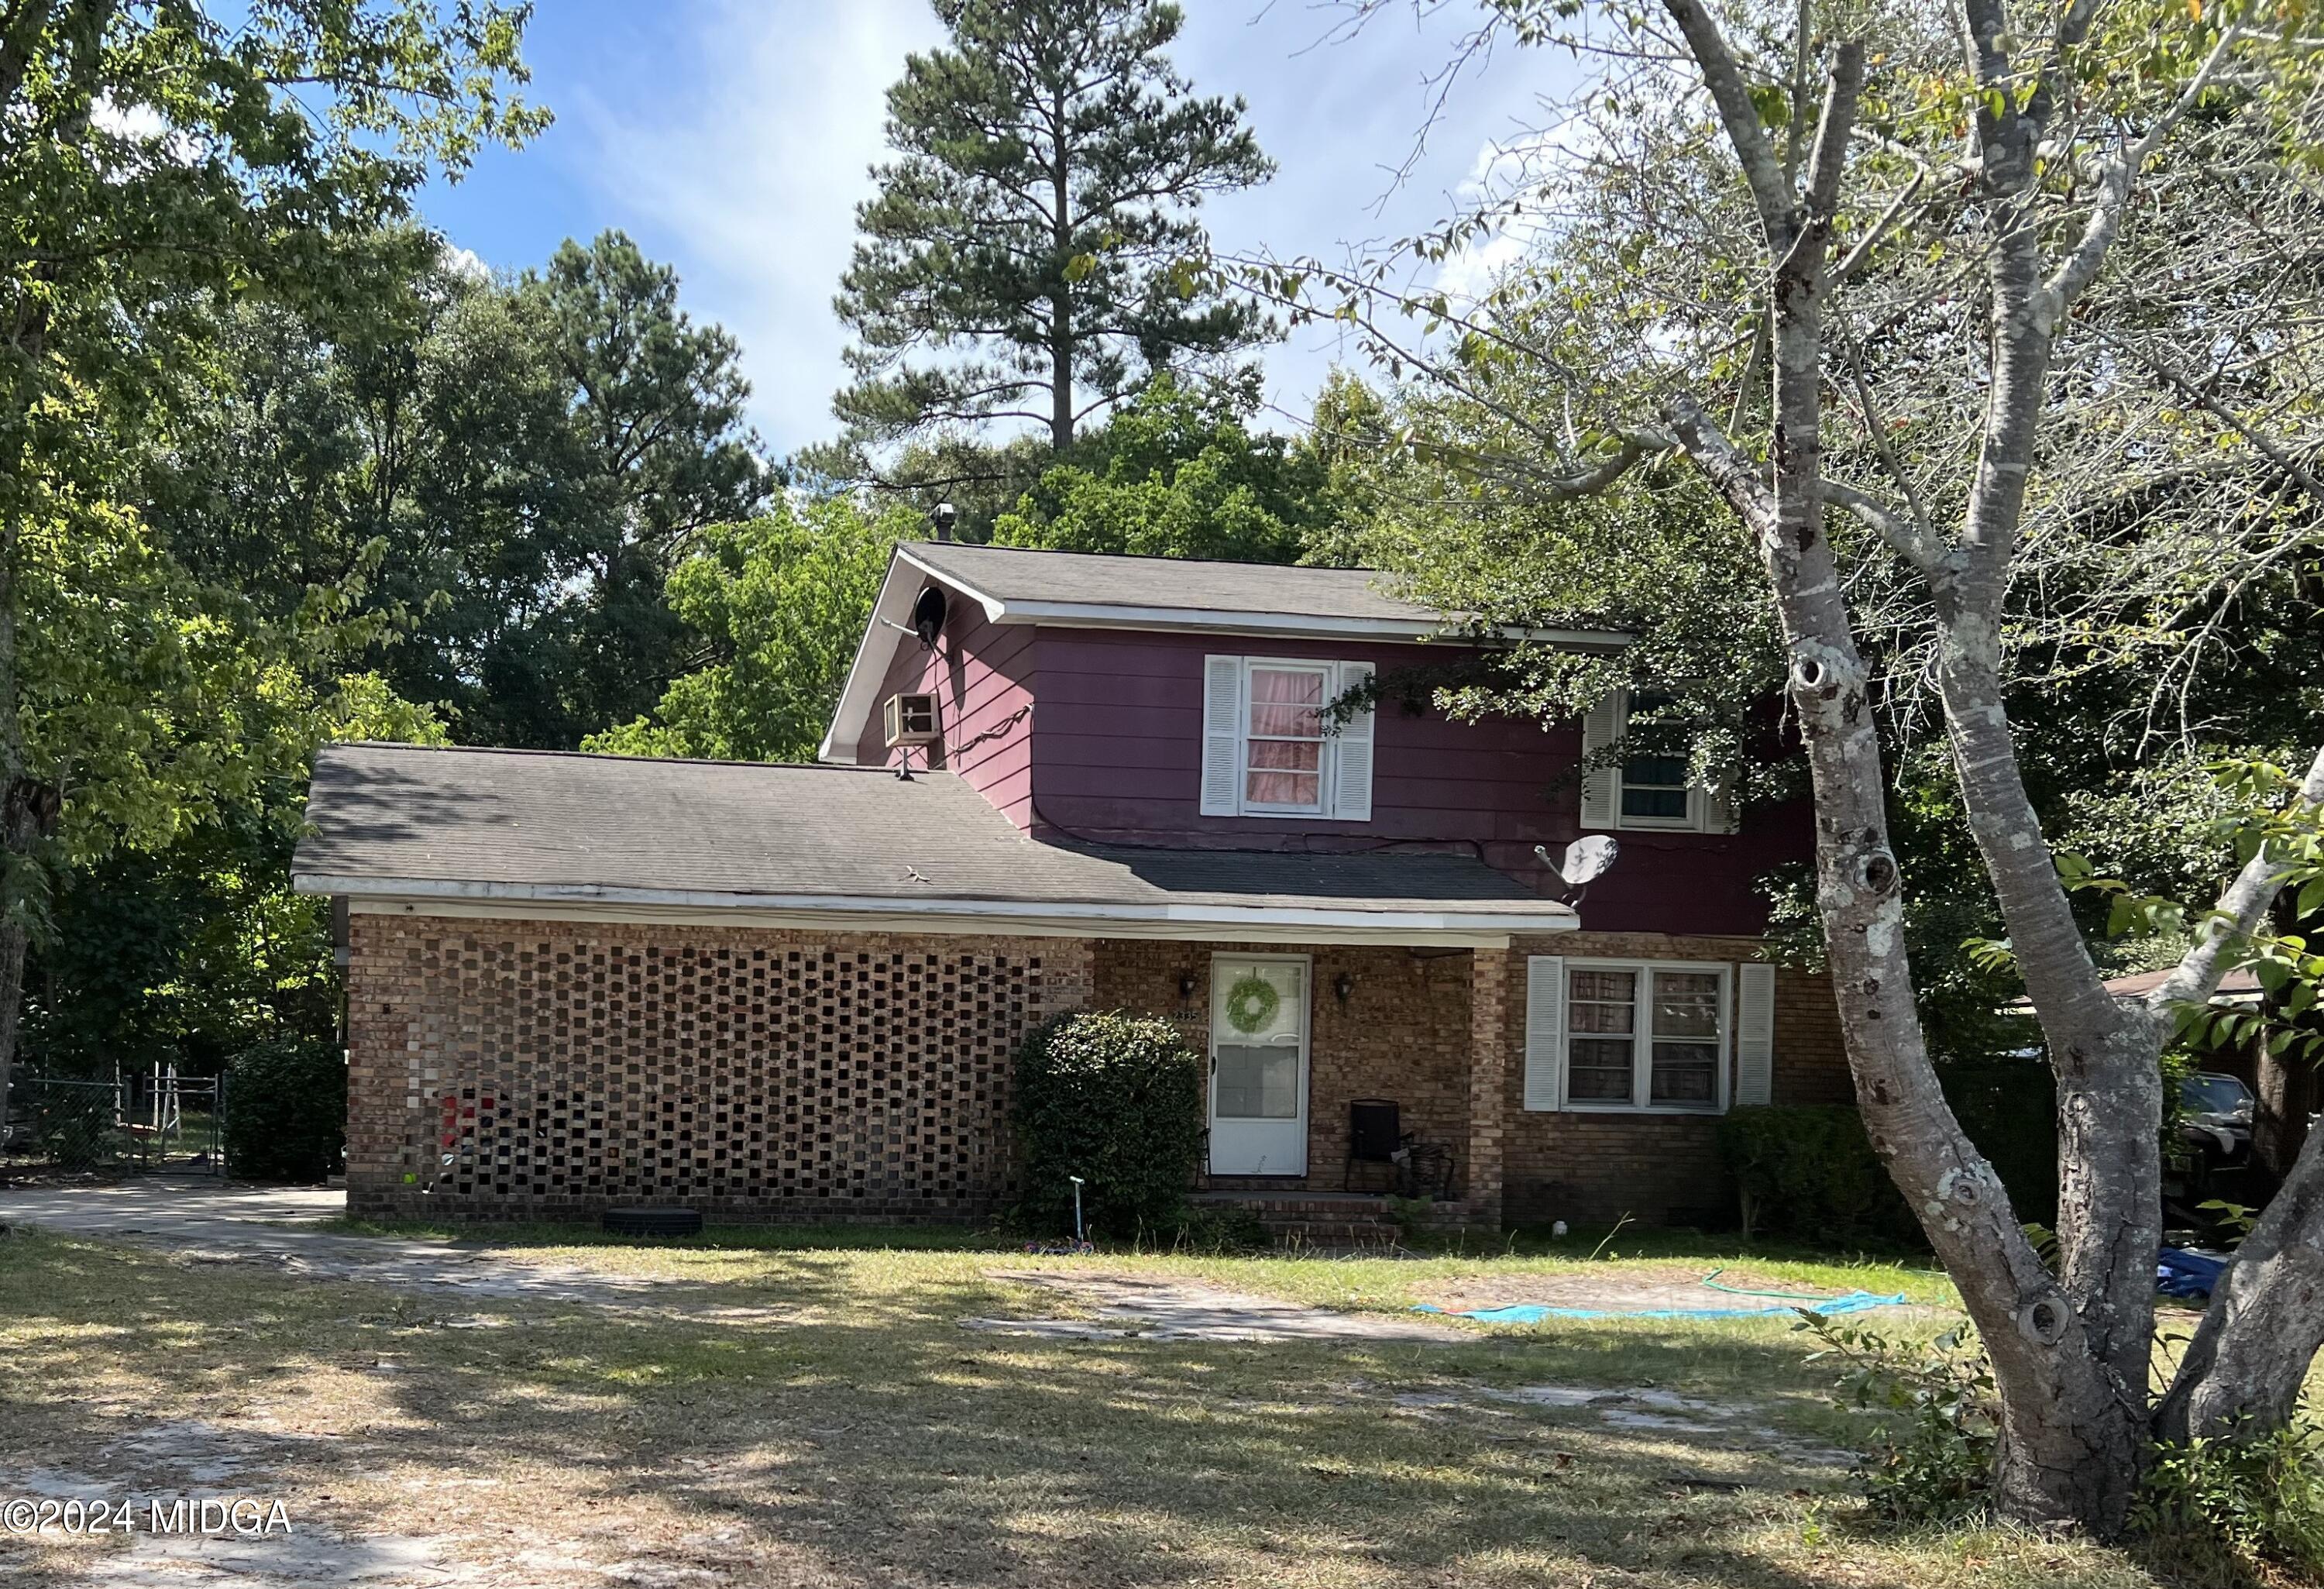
932,501 -> 956,542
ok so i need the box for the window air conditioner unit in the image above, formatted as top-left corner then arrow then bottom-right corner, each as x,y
883,691 -> 940,748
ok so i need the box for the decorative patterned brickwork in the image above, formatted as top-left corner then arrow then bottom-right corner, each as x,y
1497,930 -> 1851,1224
1090,939 -> 1474,1192
344,913 -> 1092,1223
340,913 -> 1844,1230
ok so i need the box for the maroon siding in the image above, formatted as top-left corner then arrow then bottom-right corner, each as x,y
854,603 -> 1036,828
1024,627 -> 1807,938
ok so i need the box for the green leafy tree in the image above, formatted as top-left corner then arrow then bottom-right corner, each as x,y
0,0 -> 541,1116
587,498 -> 916,765
150,232 -> 767,752
1247,0 -> 2324,1529
524,232 -> 769,736
832,0 -> 1273,455
992,372 -> 1327,561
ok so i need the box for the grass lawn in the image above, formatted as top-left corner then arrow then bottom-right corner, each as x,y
0,1220 -> 2184,1587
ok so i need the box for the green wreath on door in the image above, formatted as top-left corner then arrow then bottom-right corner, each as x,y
1223,970 -> 1282,1034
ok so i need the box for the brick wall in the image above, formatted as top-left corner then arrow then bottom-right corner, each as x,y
1499,931 -> 1851,1225
1090,939 -> 1475,1192
345,913 -> 1093,1223
342,913 -> 1848,1230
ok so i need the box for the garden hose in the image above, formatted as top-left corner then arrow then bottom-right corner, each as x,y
1695,1266 -> 1844,1303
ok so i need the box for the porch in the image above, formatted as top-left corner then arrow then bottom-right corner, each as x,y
1092,938 -> 1521,1226
1096,930 -> 1844,1233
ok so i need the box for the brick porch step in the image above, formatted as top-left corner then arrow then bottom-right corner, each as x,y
1188,1190 -> 1410,1248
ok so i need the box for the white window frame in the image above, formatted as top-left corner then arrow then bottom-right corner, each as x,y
1616,699 -> 1705,831
1237,657 -> 1336,817
1581,690 -> 1733,834
1556,958 -> 1732,1115
1204,654 -> 1373,822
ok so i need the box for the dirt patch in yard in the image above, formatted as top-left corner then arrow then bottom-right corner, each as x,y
1414,1264 -> 1911,1318
968,1268 -> 1468,1341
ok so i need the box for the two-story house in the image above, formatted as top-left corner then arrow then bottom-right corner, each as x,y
293,542 -> 1851,1229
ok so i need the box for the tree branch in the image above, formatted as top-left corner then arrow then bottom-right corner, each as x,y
1660,0 -> 1799,245
1826,481 -> 1937,568
2147,743 -> 2324,1010
1664,394 -> 1776,529
1832,169 -> 1926,284
2047,26 -> 2246,310
2091,323 -> 2324,507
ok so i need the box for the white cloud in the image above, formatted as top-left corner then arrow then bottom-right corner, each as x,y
559,0 -> 1580,450
564,0 -> 945,455
440,243 -> 491,284
1425,126 -> 1579,305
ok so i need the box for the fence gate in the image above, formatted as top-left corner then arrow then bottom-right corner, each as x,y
3,1066 -> 228,1175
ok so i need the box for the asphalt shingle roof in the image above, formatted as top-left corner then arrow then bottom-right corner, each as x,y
293,742 -> 1566,922
902,542 -> 1443,624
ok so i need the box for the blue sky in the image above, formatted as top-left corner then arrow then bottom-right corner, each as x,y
417,1 -> 1576,457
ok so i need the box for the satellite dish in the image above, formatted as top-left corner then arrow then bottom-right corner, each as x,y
911,586 -> 948,648
1556,834 -> 1620,888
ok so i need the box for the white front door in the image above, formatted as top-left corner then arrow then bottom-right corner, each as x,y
1208,954 -> 1309,1176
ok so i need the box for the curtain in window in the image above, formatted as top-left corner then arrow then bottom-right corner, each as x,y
1245,668 -> 1324,807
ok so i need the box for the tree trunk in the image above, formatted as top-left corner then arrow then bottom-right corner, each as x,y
0,502 -> 36,1141
2157,1117 -> 2324,1441
2155,746 -> 2324,1440
2251,1044 -> 2314,1186
1655,4 -> 2150,1531
0,917 -> 22,1140
1048,86 -> 1074,451
1050,300 -> 1072,451
2250,888 -> 2314,1185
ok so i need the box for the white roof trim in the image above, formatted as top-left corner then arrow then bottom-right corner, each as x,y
820,545 -> 1631,763
896,545 -> 1006,621
302,873 -> 1575,948
817,552 -> 936,763
996,600 -> 1624,645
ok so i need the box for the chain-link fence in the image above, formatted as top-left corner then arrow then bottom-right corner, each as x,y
2,1068 -> 228,1174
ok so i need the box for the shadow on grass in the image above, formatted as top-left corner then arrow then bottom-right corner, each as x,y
0,1230 -> 2090,1589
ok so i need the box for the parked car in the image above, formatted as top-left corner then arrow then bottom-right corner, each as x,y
2179,1070 -> 2255,1165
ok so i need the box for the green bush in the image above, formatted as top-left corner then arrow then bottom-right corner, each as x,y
2134,1420 -> 2324,1585
1803,1315 -> 1998,1525
223,1036 -> 346,1182
1719,1104 -> 1921,1247
1013,1011 -> 1205,1240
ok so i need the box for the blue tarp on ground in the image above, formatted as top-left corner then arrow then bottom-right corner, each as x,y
2158,1247 -> 2231,1299
1414,1290 -> 1908,1324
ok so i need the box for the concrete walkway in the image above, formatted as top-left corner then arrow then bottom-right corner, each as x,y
967,1267 -> 1469,1343
0,1179 -> 680,1304
2,1181 -> 1474,1342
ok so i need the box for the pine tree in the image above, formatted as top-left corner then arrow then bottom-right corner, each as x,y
834,0 -> 1272,453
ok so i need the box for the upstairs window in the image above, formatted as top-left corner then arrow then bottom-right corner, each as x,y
1244,665 -> 1328,812
1620,691 -> 1693,824
1202,655 -> 1375,821
1580,688 -> 1736,834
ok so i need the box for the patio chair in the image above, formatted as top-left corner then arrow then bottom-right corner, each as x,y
1345,1098 -> 1401,1192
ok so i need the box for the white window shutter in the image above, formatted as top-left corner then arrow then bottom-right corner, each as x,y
1703,774 -> 1739,834
1200,655 -> 1244,816
1735,962 -> 1776,1105
1579,693 -> 1624,830
1331,660 -> 1375,821
1523,955 -> 1565,1111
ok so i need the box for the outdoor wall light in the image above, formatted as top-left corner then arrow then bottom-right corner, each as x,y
1333,972 -> 1356,1004
1177,970 -> 1199,999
